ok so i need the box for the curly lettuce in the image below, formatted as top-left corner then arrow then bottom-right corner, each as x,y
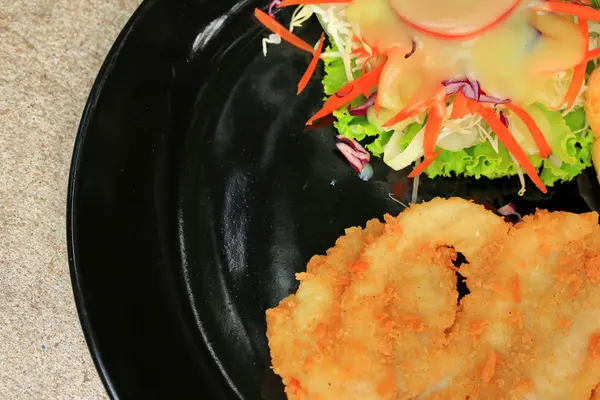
322,47 -> 593,186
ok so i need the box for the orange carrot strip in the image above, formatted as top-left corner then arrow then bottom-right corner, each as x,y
254,9 -> 314,54
351,48 -> 370,58
360,55 -> 383,96
423,99 -> 446,158
472,104 -> 547,193
534,1 -> 600,22
306,63 -> 385,125
408,151 -> 441,178
361,55 -> 379,76
351,35 -> 362,43
374,95 -> 381,117
297,33 -> 325,95
504,103 -> 552,158
279,0 -> 350,7
564,18 -> 589,110
583,47 -> 600,64
451,92 -> 470,119
383,86 -> 446,128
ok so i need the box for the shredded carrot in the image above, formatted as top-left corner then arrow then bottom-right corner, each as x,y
471,103 -> 548,193
383,85 -> 446,127
254,9 -> 314,54
423,98 -> 446,158
583,47 -> 600,64
306,63 -> 385,125
374,95 -> 381,116
351,35 -> 362,43
512,274 -> 522,303
564,18 -> 589,110
361,55 -> 380,77
481,351 -> 497,386
534,1 -> 600,23
451,92 -> 470,119
504,103 -> 552,158
279,0 -> 351,7
351,47 -> 371,58
297,33 -> 325,95
360,55 -> 383,96
408,151 -> 442,178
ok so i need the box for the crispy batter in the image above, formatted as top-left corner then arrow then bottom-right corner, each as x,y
266,197 -> 600,399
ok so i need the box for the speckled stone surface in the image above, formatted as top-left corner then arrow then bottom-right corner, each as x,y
0,0 -> 140,398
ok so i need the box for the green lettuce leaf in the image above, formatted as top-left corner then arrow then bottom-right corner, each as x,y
321,47 -> 593,186
323,47 -> 389,155
421,106 -> 592,186
322,47 -> 347,95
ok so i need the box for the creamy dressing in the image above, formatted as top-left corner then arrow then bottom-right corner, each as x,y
346,0 -> 586,110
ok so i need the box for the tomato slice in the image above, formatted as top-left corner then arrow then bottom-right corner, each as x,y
389,0 -> 521,39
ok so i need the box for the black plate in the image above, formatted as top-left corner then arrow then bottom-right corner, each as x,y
67,0 -> 600,399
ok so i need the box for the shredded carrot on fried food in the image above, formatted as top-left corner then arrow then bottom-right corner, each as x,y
297,33 -> 325,95
254,9 -> 314,54
278,0 -> 350,7
423,98 -> 446,158
408,151 -> 442,178
306,63 -> 386,125
504,103 -> 552,158
534,1 -> 600,23
451,92 -> 470,119
471,103 -> 548,193
383,86 -> 446,127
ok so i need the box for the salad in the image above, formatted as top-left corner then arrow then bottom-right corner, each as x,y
254,0 -> 600,196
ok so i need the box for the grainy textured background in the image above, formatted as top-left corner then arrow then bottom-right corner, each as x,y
0,0 -> 140,398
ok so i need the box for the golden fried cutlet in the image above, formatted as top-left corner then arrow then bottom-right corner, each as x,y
266,197 -> 600,400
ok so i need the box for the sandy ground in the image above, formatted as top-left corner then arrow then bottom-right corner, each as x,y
0,0 -> 141,398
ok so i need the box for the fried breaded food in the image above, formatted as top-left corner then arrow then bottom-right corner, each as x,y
266,197 -> 600,399
266,198 -> 507,399
427,209 -> 600,400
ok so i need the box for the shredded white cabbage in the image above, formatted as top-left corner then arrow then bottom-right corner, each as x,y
262,5 -> 313,57
289,5 -> 313,33
383,128 -> 425,170
262,34 -> 281,57
310,4 -> 359,82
